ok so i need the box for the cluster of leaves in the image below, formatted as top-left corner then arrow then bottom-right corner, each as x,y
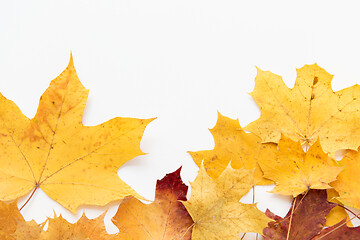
1,57 -> 360,239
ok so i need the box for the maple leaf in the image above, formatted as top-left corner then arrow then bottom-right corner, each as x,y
11,219 -> 43,240
0,201 -> 41,239
0,201 -> 22,239
11,221 -> 44,240
38,213 -> 112,240
313,219 -> 360,240
182,163 -> 269,239
259,136 -> 342,197
0,55 -> 154,212
331,148 -> 360,210
0,200 -> 43,239
188,112 -> 276,184
245,64 -> 360,155
111,167 -> 193,240
0,198 -> 113,239
263,189 -> 335,240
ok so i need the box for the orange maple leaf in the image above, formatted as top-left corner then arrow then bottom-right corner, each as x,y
111,167 -> 193,240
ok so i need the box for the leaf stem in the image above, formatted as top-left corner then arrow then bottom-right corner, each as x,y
316,212 -> 360,240
252,186 -> 259,240
19,184 -> 39,211
334,203 -> 360,221
275,189 -> 309,226
252,185 -> 255,203
178,222 -> 195,240
286,197 -> 297,240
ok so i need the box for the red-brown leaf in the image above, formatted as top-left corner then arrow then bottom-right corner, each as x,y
313,219 -> 360,240
111,167 -> 193,240
263,190 -> 336,240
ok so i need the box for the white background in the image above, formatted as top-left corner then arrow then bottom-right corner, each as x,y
1,1 -> 360,239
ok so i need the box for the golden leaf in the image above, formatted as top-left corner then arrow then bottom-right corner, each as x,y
0,55 -> 154,212
259,136 -> 342,197
0,201 -> 32,239
245,64 -> 360,155
11,219 -> 43,240
188,112 -> 276,184
0,200 -> 42,239
182,164 -> 269,239
331,148 -> 360,210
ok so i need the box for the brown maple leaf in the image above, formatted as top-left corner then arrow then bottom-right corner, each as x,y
245,64 -> 360,155
263,190 -> 335,240
313,219 -> 360,240
111,167 -> 193,240
0,55 -> 154,212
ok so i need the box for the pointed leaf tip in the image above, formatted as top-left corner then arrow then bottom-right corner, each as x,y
156,166 -> 188,201
67,51 -> 74,68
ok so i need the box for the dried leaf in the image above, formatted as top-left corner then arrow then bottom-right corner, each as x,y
263,190 -> 335,240
188,112 -> 276,184
0,200 -> 42,240
0,55 -> 154,212
0,201 -> 30,239
1,200 -> 113,240
40,213 -> 111,240
331,148 -> 360,210
325,189 -> 352,227
313,219 -> 360,240
11,218 -> 43,240
245,64 -> 360,155
182,164 -> 269,239
259,136 -> 342,197
40,216 -> 87,239
112,167 -> 193,240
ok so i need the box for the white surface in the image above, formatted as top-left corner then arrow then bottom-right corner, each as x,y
1,1 -> 360,238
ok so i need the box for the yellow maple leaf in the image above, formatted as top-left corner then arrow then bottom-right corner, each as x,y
259,136 -> 342,197
331,148 -> 360,210
245,64 -> 360,155
188,112 -> 276,184
0,55 -> 154,212
182,163 -> 269,239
